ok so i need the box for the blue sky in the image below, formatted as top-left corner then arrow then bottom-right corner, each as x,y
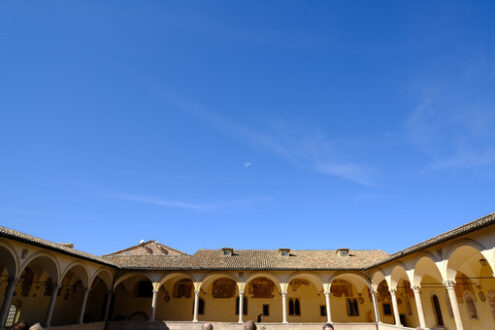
1,1 -> 494,256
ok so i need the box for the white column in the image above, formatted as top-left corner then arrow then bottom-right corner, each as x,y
78,287 -> 90,323
389,289 -> 402,326
371,290 -> 380,324
192,290 -> 199,322
45,285 -> 60,327
281,291 -> 288,323
103,290 -> 113,321
446,281 -> 464,330
412,286 -> 426,329
0,277 -> 19,327
238,291 -> 244,323
324,290 -> 332,323
150,289 -> 159,321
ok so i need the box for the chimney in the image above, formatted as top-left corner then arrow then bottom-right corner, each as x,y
278,248 -> 290,256
56,243 -> 74,249
336,248 -> 350,257
221,247 -> 234,256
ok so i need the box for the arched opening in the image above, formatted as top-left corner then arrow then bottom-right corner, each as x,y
413,255 -> 449,329
199,276 -> 238,322
287,276 -> 325,323
5,303 -> 20,327
447,243 -> 495,329
330,274 -> 374,324
85,275 -> 110,322
13,255 -> 59,325
112,274 -> 152,321
156,275 -> 195,321
52,265 -> 89,326
0,244 -> 17,307
245,276 -> 281,323
375,280 -> 394,324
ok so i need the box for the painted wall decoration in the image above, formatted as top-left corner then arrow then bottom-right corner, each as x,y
248,277 -> 275,298
212,278 -> 236,298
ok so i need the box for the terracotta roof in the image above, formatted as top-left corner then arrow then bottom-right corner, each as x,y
106,240 -> 188,256
103,249 -> 389,270
366,211 -> 495,269
0,225 -> 116,267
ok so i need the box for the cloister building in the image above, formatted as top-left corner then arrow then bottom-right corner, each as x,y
1,212 -> 495,330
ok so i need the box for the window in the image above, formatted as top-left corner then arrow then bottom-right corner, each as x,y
236,296 -> 248,315
320,305 -> 327,317
5,305 -> 20,327
21,267 -> 34,297
135,281 -> 152,297
347,298 -> 359,316
198,298 -> 205,315
173,279 -> 193,298
289,298 -> 301,316
383,303 -> 392,315
263,304 -> 270,316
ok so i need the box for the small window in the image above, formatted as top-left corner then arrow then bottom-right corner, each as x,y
383,303 -> 392,315
5,305 -> 20,327
235,296 -> 248,315
135,281 -> 152,297
289,298 -> 301,316
347,298 -> 359,316
263,304 -> 270,316
320,305 -> 327,317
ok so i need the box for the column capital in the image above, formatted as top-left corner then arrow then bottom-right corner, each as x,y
8,277 -> 20,285
238,290 -> 244,295
412,285 -> 421,292
152,289 -> 159,294
324,290 -> 330,296
389,288 -> 397,294
194,290 -> 200,295
281,291 -> 287,296
444,280 -> 456,289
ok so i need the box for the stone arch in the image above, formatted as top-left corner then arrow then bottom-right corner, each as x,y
371,269 -> 386,291
413,254 -> 442,287
389,263 -> 408,290
158,272 -> 195,290
61,262 -> 90,288
114,272 -> 154,291
0,241 -> 19,278
330,272 -> 371,294
287,272 -> 324,292
445,239 -> 491,282
445,238 -> 485,262
20,252 -> 60,285
198,272 -> 239,292
90,268 -> 113,290
245,272 -> 282,291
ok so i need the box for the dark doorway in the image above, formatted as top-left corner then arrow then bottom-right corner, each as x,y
432,295 -> 444,326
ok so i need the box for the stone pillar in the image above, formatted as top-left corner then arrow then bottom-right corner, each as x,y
0,277 -> 19,327
103,290 -> 113,322
412,286 -> 426,329
78,287 -> 90,324
193,290 -> 199,322
150,289 -> 159,321
446,281 -> 464,330
324,290 -> 332,323
371,290 -> 380,324
389,289 -> 401,326
281,291 -> 288,323
45,285 -> 60,327
238,291 -> 244,323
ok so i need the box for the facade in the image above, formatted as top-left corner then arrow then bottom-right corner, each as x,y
1,212 -> 495,330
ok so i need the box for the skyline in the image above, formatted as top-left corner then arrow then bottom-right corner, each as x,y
1,1 -> 495,255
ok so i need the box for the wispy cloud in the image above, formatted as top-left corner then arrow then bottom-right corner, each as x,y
315,161 -> 373,186
106,192 -> 273,212
406,92 -> 495,172
136,77 -> 374,186
0,208 -> 97,220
